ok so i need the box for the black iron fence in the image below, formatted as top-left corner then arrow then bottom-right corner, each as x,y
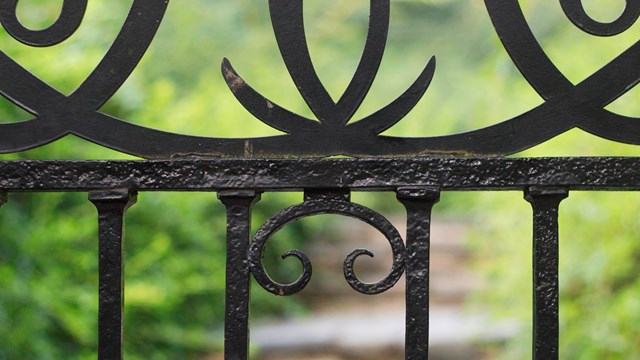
2,0 -> 640,359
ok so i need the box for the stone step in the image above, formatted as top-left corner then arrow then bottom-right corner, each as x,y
250,307 -> 518,360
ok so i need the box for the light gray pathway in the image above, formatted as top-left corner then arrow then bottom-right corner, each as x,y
251,307 -> 519,358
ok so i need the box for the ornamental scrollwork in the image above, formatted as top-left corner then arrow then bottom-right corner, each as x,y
1,0 -> 639,158
248,196 -> 406,296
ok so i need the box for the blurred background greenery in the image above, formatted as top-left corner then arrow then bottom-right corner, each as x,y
1,0 -> 639,359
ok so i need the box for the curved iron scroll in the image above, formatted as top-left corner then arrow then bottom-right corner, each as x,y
0,0 -> 87,46
248,198 -> 406,296
1,0 -> 640,158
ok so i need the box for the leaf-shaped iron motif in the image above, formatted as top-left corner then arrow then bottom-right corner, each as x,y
0,0 -> 640,158
224,0 -> 436,137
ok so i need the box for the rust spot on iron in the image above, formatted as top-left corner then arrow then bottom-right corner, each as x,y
223,66 -> 246,93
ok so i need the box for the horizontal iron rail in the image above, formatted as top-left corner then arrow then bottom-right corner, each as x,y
0,157 -> 638,191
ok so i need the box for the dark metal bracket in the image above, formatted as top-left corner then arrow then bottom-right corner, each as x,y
525,186 -> 569,360
88,189 -> 137,360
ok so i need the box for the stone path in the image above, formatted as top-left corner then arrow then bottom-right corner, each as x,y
252,306 -> 518,360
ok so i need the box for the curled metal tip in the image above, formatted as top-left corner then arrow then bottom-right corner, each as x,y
249,248 -> 312,297
560,0 -> 640,36
348,55 -> 437,135
344,247 -> 405,296
222,58 -> 320,135
0,0 -> 87,47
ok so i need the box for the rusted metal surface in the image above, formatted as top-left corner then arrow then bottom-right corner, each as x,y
89,189 -> 137,360
525,187 -> 568,360
0,158 -> 639,191
218,191 -> 261,360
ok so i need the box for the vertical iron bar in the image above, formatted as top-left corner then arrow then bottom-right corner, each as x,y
397,187 -> 441,360
525,187 -> 568,360
218,190 -> 261,360
89,189 -> 137,360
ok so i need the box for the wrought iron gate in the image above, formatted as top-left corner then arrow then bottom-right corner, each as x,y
1,0 -> 640,359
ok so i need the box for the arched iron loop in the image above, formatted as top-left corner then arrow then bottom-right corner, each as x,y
0,0 -> 88,47
560,0 -> 640,36
248,199 -> 406,296
0,0 -> 170,154
483,0 -> 640,147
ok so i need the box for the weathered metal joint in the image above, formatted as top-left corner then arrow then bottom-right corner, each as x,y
303,188 -> 351,202
525,186 -> 569,206
396,187 -> 441,203
89,188 -> 138,209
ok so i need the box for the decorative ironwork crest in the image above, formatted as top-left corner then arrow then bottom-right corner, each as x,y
1,0 -> 640,158
248,190 -> 407,297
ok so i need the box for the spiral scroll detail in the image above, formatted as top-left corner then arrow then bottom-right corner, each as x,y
248,199 -> 406,296
560,0 -> 640,36
0,0 -> 87,47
